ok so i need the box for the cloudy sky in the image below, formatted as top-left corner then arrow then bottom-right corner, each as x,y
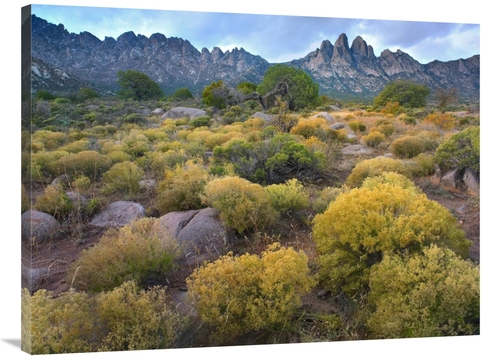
31,2 -> 480,65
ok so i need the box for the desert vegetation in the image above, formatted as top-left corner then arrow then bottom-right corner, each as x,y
21,69 -> 480,353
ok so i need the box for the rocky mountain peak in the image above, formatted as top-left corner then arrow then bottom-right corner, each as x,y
351,36 -> 369,57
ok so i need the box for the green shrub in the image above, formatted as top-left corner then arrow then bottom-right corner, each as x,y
155,160 -> 209,215
367,244 -> 479,338
34,185 -> 74,219
348,121 -> 366,132
186,243 -> 316,343
202,176 -> 278,234
390,135 -> 425,159
101,161 -> 145,199
411,153 -> 436,176
56,151 -> 112,181
362,131 -> 385,147
29,150 -> 70,182
371,121 -> 395,137
190,115 -> 211,128
68,218 -> 180,292
312,183 -> 471,298
434,126 -> 479,173
345,156 -> 411,188
265,178 -> 309,215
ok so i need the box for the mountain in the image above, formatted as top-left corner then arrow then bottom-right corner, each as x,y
26,14 -> 479,101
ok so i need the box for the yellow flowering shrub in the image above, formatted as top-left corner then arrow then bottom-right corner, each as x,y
367,245 -> 479,338
312,183 -> 471,297
345,156 -> 411,188
265,178 -> 309,215
186,243 -> 316,343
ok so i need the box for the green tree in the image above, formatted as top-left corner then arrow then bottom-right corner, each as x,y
172,87 -> 193,100
116,70 -> 164,101
257,64 -> 320,110
236,81 -> 258,95
434,126 -> 480,173
202,80 -> 235,109
373,80 -> 430,108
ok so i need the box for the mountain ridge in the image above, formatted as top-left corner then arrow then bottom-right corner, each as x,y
27,14 -> 479,101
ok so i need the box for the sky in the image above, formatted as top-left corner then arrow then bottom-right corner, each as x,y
30,3 -> 480,65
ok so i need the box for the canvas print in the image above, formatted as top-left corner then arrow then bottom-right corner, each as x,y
21,3 -> 480,355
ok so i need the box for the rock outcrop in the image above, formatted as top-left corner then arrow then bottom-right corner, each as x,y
89,201 -> 146,228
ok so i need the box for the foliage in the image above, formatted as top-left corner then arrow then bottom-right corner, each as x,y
362,131 -> 385,147
345,156 -> 411,188
56,150 -> 113,181
370,120 -> 395,137
434,126 -> 480,173
22,281 -> 185,354
202,176 -> 278,234
373,80 -> 430,108
423,112 -> 456,130
35,90 -> 57,101
101,161 -> 145,199
213,133 -> 324,185
348,121 -> 366,132
202,80 -> 235,109
390,135 -> 425,159
257,64 -> 320,110
116,70 -> 164,101
186,243 -> 316,343
190,115 -> 211,128
155,160 -> 209,215
172,87 -> 193,100
367,245 -> 479,338
68,218 -> 180,292
236,81 -> 258,94
290,117 -> 329,140
265,178 -> 310,215
312,186 -> 347,214
34,184 -> 74,219
312,183 -> 471,298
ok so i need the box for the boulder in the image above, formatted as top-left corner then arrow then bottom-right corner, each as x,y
250,111 -> 273,123
65,191 -> 87,206
329,123 -> 345,130
430,167 -> 442,187
312,111 -> 334,122
154,208 -> 234,265
151,108 -> 164,115
161,107 -> 206,120
22,265 -> 48,292
463,168 -> 479,196
329,105 -> 341,111
90,201 -> 145,228
440,168 -> 462,193
21,209 -> 61,245
51,174 -> 71,189
341,144 -> 371,155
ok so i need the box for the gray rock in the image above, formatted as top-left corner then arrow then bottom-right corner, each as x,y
90,201 -> 145,228
151,108 -> 164,115
162,107 -> 206,120
341,144 -> 371,155
51,174 -> 71,189
155,208 -> 234,265
329,105 -> 341,111
312,111 -> 334,122
463,168 -> 479,196
440,168 -> 462,193
22,265 -> 48,292
251,111 -> 273,123
65,191 -> 87,206
21,210 -> 61,245
329,123 -> 345,130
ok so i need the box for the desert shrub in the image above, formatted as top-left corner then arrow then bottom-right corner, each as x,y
96,281 -> 185,351
29,150 -> 70,182
32,130 -> 67,150
265,178 -> 309,216
312,183 -> 471,298
202,176 -> 278,234
190,115 -> 211,128
345,156 -> 411,188
56,151 -> 112,181
348,120 -> 366,132
411,153 -> 436,176
423,112 -> 455,130
186,243 -> 316,343
434,126 -> 479,173
312,186 -> 348,214
155,160 -> 209,215
72,175 -> 91,194
101,161 -> 145,199
362,131 -> 385,147
390,135 -> 425,159
147,150 -> 189,179
371,121 -> 395,137
290,117 -> 329,140
121,130 -> 150,158
367,245 -> 479,338
68,218 -> 180,292
360,171 -> 420,192
397,113 -> 417,125
34,185 -> 74,219
22,281 -> 185,354
22,288 -> 95,354
59,139 -> 90,153
107,150 -> 132,164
